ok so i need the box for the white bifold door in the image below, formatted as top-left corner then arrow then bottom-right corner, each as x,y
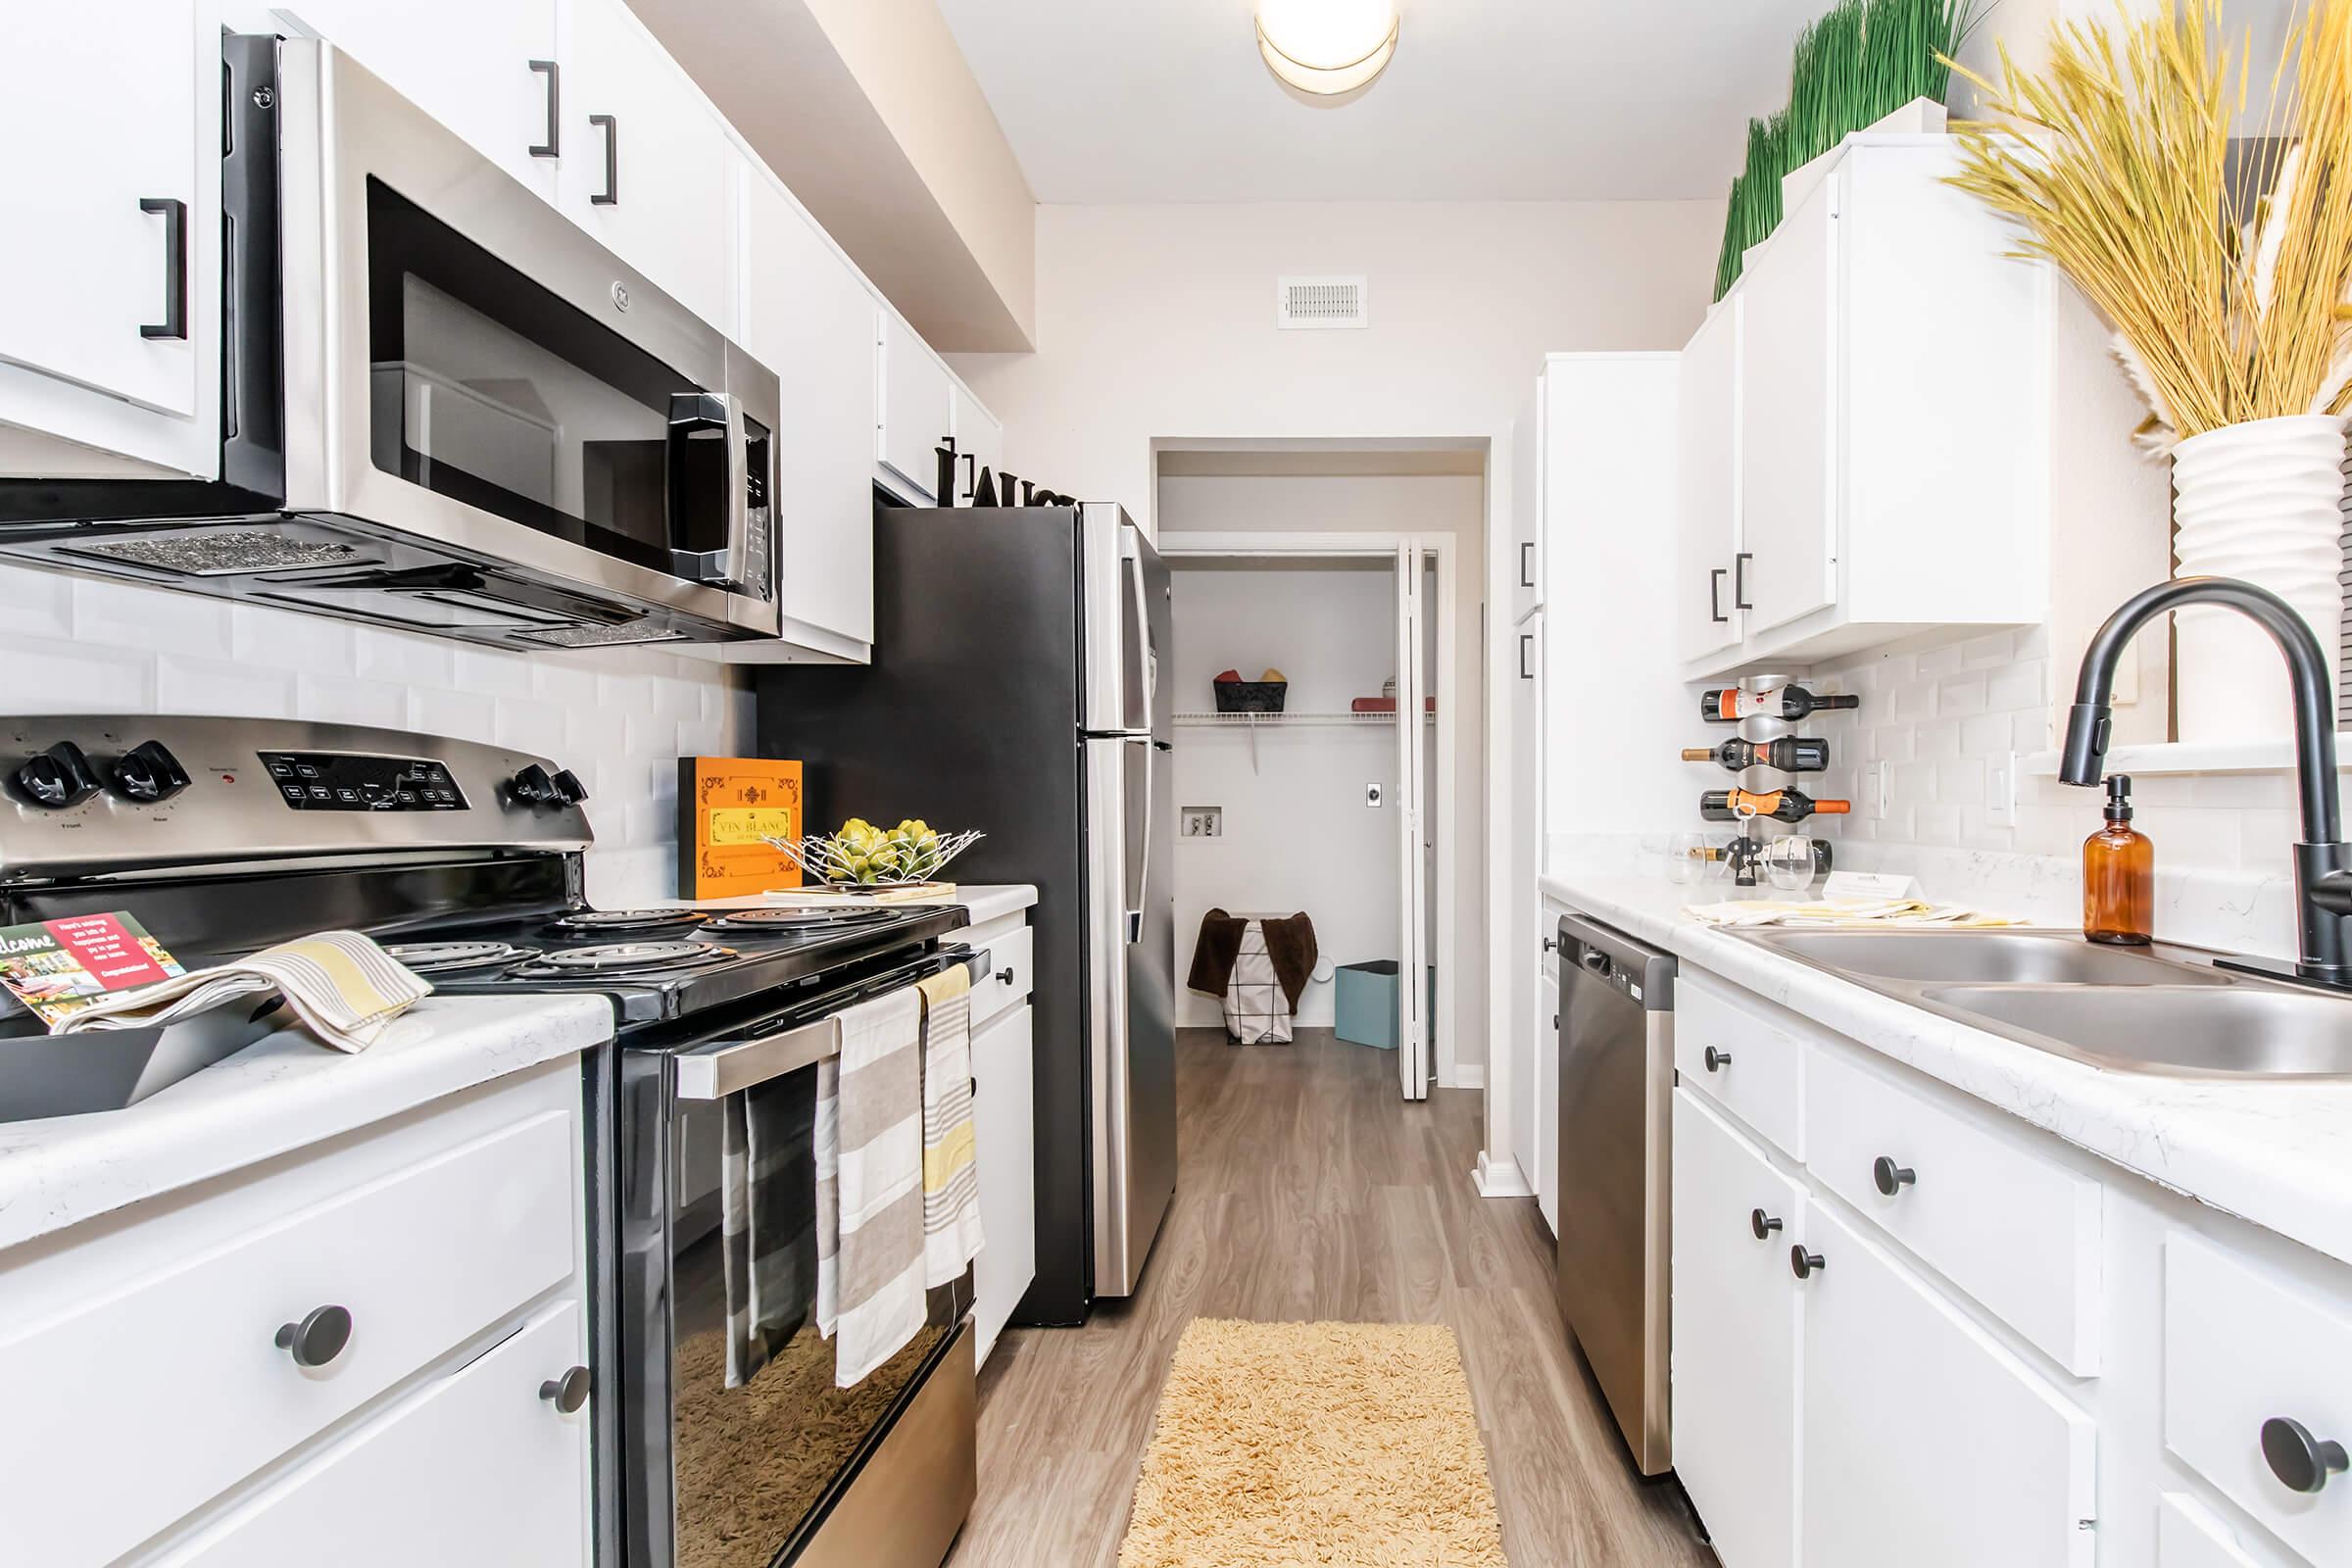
1395,539 -> 1431,1101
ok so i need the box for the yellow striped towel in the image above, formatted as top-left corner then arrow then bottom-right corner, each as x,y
916,963 -> 984,1288
57,931 -> 432,1053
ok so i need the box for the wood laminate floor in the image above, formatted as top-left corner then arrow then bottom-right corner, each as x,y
946,1027 -> 1713,1568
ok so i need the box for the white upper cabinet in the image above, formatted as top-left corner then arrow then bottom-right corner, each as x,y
737,171 -> 878,650
560,0 -> 736,333
1682,139 -> 2049,675
877,313 -> 953,503
1676,295 -> 1743,663
0,0 -> 217,474
951,383 -> 1004,505
288,0 -> 560,198
1511,372 -> 1546,622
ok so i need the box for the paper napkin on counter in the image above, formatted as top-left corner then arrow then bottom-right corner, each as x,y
1683,899 -> 2023,929
56,931 -> 431,1053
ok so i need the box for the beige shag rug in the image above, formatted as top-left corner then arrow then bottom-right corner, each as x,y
1119,1319 -> 1509,1567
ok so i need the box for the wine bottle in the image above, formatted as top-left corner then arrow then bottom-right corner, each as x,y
1699,787 -> 1851,823
1681,737 -> 1830,772
1699,684 -> 1861,723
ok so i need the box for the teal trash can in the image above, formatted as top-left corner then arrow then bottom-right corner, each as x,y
1333,960 -> 1436,1051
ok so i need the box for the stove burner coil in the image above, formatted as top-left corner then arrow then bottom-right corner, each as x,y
550,908 -> 710,935
381,940 -> 537,976
702,906 -> 900,932
517,940 -> 736,977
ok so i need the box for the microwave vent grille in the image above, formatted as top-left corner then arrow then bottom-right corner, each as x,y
62,532 -> 368,577
515,621 -> 690,649
1277,276 -> 1368,330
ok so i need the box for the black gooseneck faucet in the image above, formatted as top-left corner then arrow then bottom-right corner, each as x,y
2060,575 -> 2352,989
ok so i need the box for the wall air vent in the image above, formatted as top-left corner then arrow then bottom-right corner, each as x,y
1277,275 -> 1368,330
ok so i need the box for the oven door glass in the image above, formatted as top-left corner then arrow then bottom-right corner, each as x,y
364,177 -> 750,589
664,1079 -> 956,1568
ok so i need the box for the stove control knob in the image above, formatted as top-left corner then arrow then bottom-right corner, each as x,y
109,740 -> 191,804
550,768 -> 588,806
509,763 -> 558,807
14,742 -> 103,809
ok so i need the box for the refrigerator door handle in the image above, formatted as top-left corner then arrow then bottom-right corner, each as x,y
1124,736 -> 1151,944
1122,541 -> 1152,735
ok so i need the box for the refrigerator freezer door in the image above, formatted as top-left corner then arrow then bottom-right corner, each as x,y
1088,734 -> 1177,1297
1081,504 -> 1161,738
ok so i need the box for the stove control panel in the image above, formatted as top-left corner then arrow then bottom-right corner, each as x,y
258,752 -> 469,811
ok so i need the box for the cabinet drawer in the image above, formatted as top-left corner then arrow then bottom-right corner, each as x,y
971,924 -> 1034,1027
0,1107 -> 577,1566
1672,1090 -> 1805,1568
2165,1229 -> 2352,1567
1808,1046 -> 2101,1374
1798,1203 -> 2095,1568
2158,1494 -> 2264,1568
166,1301 -> 590,1567
1676,971 -> 1806,1157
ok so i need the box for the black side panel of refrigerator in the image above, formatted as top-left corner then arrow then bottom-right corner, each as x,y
755,503 -> 1095,1325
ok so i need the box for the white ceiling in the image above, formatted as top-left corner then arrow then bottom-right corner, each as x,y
933,0 -> 1833,204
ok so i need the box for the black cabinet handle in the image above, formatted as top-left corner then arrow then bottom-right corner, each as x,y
1704,1046 -> 1731,1072
1520,633 -> 1535,680
529,60 -> 560,157
995,966 -> 1015,987
1543,937 -> 1558,953
2262,1417 -> 2349,1494
1873,1156 -> 1917,1196
590,113 -> 618,205
540,1364 -> 592,1414
274,1303 -> 353,1369
1519,540 -> 1535,589
1734,551 -> 1753,611
1709,566 -> 1728,624
1750,1208 -> 1783,1240
1790,1246 -> 1826,1280
139,198 -> 186,340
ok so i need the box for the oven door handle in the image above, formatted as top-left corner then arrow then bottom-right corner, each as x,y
666,390 -> 751,590
669,947 -> 990,1101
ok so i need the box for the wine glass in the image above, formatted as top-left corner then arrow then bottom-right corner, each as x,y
1666,832 -> 1712,885
1761,837 -> 1828,893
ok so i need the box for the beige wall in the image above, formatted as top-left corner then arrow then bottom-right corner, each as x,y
948,199 -> 1725,526
1158,473 -> 1488,1069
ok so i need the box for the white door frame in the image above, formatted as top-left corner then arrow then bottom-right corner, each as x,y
1157,529 -> 1461,1091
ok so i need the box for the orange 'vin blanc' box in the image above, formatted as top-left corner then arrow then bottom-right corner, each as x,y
676,757 -> 803,900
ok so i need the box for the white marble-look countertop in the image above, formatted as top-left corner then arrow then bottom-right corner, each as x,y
663,883 -> 1039,926
0,994 -> 612,1255
1541,872 -> 2352,1273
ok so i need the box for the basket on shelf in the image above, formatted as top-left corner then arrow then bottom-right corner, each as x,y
1212,667 -> 1289,713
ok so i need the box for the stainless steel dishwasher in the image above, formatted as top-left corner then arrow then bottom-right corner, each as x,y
1554,910 -> 1677,1476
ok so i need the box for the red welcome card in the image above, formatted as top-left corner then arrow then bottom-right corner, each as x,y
0,913 -> 187,1030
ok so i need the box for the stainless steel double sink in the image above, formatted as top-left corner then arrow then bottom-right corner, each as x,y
1731,928 -> 2352,1078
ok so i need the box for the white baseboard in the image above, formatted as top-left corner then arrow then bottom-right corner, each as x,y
1472,1151 -> 1534,1199
1443,1063 -> 1485,1090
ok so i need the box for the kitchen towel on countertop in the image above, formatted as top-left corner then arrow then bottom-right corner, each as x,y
814,982 -> 928,1389
55,930 -> 430,1052
916,964 -> 984,1289
718,1061 -> 820,1389
1683,899 -> 2023,928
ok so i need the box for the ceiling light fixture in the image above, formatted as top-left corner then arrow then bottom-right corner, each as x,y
1255,0 -> 1400,98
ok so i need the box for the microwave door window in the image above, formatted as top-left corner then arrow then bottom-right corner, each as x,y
363,178 -> 700,578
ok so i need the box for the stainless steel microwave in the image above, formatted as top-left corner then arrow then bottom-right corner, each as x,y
0,34 -> 781,650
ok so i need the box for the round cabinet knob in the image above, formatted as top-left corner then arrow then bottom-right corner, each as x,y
1790,1246 -> 1827,1281
2262,1416 -> 2349,1494
1543,937 -> 1558,953
1704,1047 -> 1732,1073
1873,1156 -> 1918,1197
274,1304 -> 354,1369
996,967 -> 1015,987
1750,1208 -> 1784,1240
540,1364 -> 592,1415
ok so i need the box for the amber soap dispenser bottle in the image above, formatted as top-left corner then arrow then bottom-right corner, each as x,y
2083,774 -> 2154,945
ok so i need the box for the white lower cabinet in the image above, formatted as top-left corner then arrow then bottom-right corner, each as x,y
1536,943 -> 1559,1233
1672,1089 -> 1803,1568
1796,1202 -> 2096,1567
972,1001 -> 1037,1367
166,1301 -> 590,1568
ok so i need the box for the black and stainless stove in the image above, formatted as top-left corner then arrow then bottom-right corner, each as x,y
0,715 -> 984,1568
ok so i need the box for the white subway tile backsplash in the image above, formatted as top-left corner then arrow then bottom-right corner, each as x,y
1960,631 -> 2014,667
1936,671 -> 1988,717
0,635 -> 154,710
156,658 -> 295,717
231,604 -> 355,675
294,673 -> 411,730
75,581 -> 234,661
354,626 -> 458,689
453,647 -> 539,700
407,685 -> 498,743
2,566 -> 74,638
1985,659 -> 2046,714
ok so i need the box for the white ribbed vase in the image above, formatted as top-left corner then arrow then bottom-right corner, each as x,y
2170,415 -> 2350,745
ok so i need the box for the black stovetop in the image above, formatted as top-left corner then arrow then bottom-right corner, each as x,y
391,902 -> 971,1026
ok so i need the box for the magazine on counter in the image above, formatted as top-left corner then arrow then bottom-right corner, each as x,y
0,913 -> 188,1030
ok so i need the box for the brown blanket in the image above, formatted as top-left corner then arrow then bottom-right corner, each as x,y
1187,908 -> 1318,1013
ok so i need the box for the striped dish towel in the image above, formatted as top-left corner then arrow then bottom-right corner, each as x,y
56,931 -> 431,1053
917,964 -> 984,1288
814,983 -> 928,1389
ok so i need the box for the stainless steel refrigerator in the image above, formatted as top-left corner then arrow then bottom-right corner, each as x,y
755,501 -> 1176,1324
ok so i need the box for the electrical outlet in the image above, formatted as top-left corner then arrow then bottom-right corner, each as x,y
1869,760 -> 1889,820
1181,807 -> 1222,838
1986,753 -> 2018,829
1364,783 -> 1384,808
